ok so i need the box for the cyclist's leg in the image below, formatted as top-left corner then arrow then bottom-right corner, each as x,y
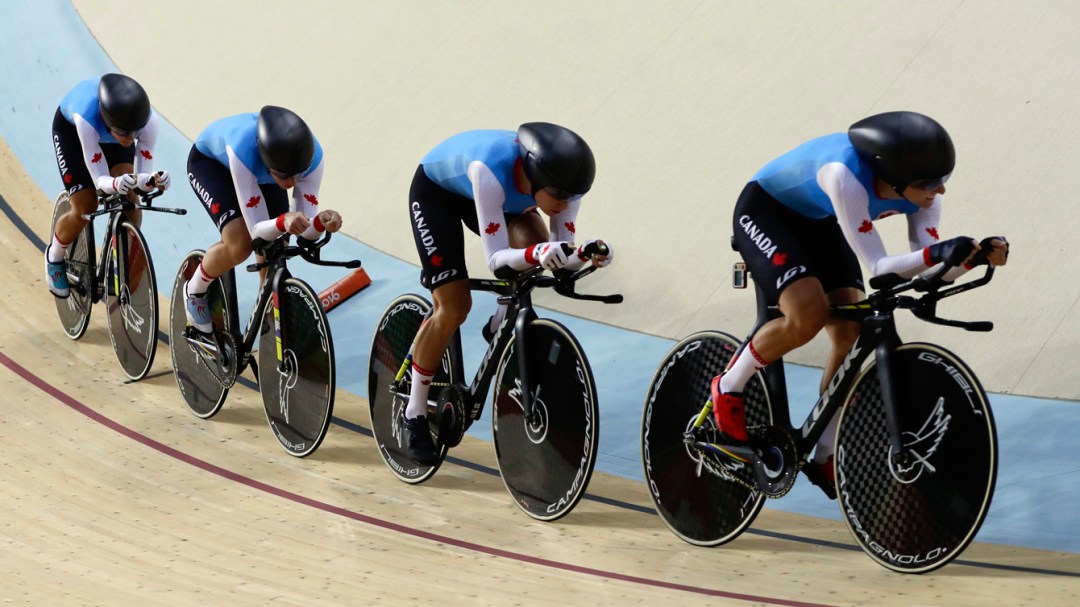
403,166 -> 473,462
719,182 -> 830,440
50,109 -> 99,274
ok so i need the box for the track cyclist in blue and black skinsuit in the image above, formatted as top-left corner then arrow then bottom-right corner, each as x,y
48,73 -> 171,297
713,111 -> 1010,498
402,123 -> 614,464
181,106 -> 344,334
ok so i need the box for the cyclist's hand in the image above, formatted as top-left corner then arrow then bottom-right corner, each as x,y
970,236 -> 1009,267
315,210 -> 342,233
533,241 -> 571,271
135,172 -> 156,193
153,170 -> 171,191
927,236 -> 977,267
110,173 -> 138,195
280,211 -> 310,235
577,239 -> 613,268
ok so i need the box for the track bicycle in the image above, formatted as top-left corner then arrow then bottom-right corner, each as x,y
168,232 -> 361,457
368,243 -> 621,520
49,184 -> 184,380
641,253 -> 999,573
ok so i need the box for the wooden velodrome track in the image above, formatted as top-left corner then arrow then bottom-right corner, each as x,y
1,139 -> 1076,606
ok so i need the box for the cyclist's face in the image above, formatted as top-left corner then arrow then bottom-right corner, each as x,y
270,172 -> 298,189
534,187 -> 575,217
903,183 -> 946,208
110,129 -> 136,147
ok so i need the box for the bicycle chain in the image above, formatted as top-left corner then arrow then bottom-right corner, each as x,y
192,331 -> 239,390
695,425 -> 803,499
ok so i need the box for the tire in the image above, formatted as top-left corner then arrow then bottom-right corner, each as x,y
640,331 -> 773,546
491,319 -> 599,521
168,251 -> 233,418
258,277 -> 335,457
367,294 -> 454,484
836,343 -> 997,574
50,192 -> 93,340
104,222 -> 158,380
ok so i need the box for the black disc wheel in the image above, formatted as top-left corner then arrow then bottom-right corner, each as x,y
104,221 -> 158,380
640,331 -> 774,546
492,319 -> 599,521
168,251 -> 234,418
836,343 -> 997,573
367,294 -> 455,484
258,277 -> 335,457
50,192 -> 93,340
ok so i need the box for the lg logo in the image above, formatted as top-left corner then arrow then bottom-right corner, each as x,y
776,265 -> 807,290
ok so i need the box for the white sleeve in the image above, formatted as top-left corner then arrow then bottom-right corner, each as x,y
551,196 -> 590,271
818,163 -> 927,278
906,197 -> 969,281
72,113 -> 113,191
468,161 -> 532,272
132,112 -> 159,174
226,146 -> 279,239
293,160 -> 325,239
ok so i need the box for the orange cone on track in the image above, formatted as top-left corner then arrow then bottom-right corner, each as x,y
319,267 -> 372,312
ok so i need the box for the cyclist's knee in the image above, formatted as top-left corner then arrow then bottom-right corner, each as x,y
784,304 -> 829,345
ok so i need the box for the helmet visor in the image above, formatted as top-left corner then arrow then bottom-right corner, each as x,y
541,186 -> 583,203
908,172 -> 951,191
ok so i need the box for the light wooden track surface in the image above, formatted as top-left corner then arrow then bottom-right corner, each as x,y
1,138 -> 1077,606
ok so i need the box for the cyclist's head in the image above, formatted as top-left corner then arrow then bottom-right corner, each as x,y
97,73 -> 151,135
257,105 -> 315,178
517,122 -> 596,199
848,111 -> 955,194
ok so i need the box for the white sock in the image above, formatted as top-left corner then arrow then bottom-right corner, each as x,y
48,234 -> 70,263
812,411 -> 840,464
406,361 -> 436,419
488,304 -> 508,334
719,340 -> 769,393
185,262 -> 216,296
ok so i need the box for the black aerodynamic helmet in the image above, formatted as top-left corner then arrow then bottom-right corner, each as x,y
257,105 -> 315,176
848,111 -> 955,194
97,73 -> 151,133
517,122 -> 596,196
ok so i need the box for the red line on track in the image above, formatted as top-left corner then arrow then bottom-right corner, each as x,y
0,350 -> 835,607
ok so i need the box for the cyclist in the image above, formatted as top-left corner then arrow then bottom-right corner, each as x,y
48,73 -> 170,297
715,111 -> 1009,498
182,106 -> 343,333
402,122 -> 614,464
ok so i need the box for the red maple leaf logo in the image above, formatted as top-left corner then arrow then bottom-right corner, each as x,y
91,153 -> 103,164
63,173 -> 73,184
304,194 -> 318,206
858,220 -> 873,234
926,227 -> 940,241
431,254 -> 444,267
139,150 -> 153,160
246,196 -> 262,208
564,221 -> 576,234
772,252 -> 788,267
210,202 -> 220,215
485,222 -> 501,235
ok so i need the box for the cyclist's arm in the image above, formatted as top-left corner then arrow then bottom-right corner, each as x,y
905,197 -> 969,281
549,198 -> 595,271
820,162 -> 932,278
132,112 -> 160,174
225,146 -> 281,240
291,160 -> 326,240
72,113 -> 117,193
468,161 -> 535,272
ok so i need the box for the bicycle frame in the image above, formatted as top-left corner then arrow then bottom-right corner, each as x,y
77,191 -> 174,303
735,264 -> 994,464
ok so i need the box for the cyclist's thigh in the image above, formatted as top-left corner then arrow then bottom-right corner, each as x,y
803,216 -> 864,294
409,165 -> 471,290
732,181 -> 819,302
260,183 -> 289,219
51,108 -> 94,198
188,147 -> 242,231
